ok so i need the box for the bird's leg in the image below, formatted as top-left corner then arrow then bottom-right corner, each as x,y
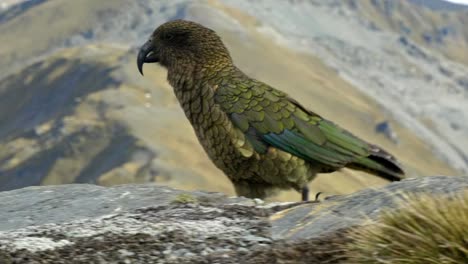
301,187 -> 323,202
301,186 -> 309,202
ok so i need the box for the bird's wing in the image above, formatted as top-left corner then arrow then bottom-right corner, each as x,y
215,82 -> 372,168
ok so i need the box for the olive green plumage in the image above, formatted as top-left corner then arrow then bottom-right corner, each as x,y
137,20 -> 405,200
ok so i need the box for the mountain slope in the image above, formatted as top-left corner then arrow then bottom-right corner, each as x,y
220,0 -> 468,172
0,0 -> 464,200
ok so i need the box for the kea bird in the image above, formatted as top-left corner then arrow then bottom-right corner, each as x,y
137,20 -> 405,201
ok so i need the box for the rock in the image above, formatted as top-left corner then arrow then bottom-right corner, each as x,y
0,184 -> 251,232
270,176 -> 467,240
0,176 -> 466,263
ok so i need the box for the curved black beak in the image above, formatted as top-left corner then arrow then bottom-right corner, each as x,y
137,40 -> 159,76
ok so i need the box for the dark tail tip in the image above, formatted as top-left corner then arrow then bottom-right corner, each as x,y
349,145 -> 405,182
368,144 -> 405,181
368,154 -> 405,181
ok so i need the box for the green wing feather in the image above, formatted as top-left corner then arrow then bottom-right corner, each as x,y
216,82 -> 367,165
215,81 -> 404,179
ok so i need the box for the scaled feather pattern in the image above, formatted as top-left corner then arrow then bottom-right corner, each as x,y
137,20 -> 405,200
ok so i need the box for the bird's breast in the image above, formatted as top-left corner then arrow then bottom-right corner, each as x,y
174,84 -> 246,171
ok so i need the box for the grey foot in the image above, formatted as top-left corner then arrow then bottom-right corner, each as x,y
315,192 -> 323,201
301,187 -> 323,202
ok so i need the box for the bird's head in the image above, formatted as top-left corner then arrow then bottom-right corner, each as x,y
137,20 -> 232,75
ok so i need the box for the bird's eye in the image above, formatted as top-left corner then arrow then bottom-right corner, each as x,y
163,33 -> 174,41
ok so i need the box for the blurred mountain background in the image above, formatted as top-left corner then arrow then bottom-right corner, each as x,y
0,0 -> 467,200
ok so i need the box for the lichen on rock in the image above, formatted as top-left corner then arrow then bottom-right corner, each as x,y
0,176 -> 466,263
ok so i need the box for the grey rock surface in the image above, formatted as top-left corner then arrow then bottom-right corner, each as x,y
270,176 -> 468,240
0,184 -> 251,231
0,176 -> 466,263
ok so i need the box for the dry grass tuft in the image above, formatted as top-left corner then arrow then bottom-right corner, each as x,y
345,191 -> 468,264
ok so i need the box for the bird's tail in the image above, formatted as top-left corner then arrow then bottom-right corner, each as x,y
348,145 -> 405,181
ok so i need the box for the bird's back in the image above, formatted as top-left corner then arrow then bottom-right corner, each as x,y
213,73 -> 404,183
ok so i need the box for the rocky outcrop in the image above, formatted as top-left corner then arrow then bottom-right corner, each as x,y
0,176 -> 466,263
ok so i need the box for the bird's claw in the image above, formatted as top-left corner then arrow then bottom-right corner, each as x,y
315,192 -> 323,201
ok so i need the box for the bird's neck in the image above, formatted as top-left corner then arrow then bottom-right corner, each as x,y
167,62 -> 237,124
167,61 -> 237,93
